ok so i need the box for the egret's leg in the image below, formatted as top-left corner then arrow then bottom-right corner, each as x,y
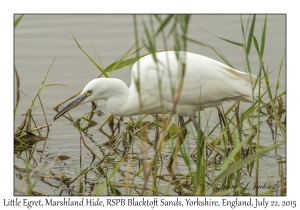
190,115 -> 205,138
167,116 -> 187,176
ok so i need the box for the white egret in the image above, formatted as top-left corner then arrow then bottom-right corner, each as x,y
54,51 -> 261,170
54,51 -> 260,123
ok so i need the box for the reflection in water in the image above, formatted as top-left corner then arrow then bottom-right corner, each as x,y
15,98 -> 285,195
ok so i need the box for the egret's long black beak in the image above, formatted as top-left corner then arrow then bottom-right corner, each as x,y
53,94 -> 88,121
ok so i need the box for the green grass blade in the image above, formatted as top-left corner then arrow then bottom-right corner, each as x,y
214,142 -> 283,182
252,35 -> 260,55
277,90 -> 286,98
107,43 -> 141,73
70,30 -> 109,78
220,130 -> 256,174
239,15 -> 245,38
142,21 -> 157,54
38,84 -> 66,93
93,159 -> 124,195
180,15 -> 191,36
91,42 -> 104,70
275,53 -> 285,95
133,159 -> 154,177
104,54 -> 148,73
184,35 -> 207,47
14,66 -> 21,120
208,44 -> 234,68
14,14 -> 24,28
201,28 -> 244,47
241,100 -> 261,120
260,15 -> 267,58
246,15 -> 256,55
155,15 -> 174,36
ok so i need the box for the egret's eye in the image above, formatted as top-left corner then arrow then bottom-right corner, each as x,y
87,90 -> 93,95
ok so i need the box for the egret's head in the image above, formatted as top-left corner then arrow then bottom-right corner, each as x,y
53,79 -> 101,121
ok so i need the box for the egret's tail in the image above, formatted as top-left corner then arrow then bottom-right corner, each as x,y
239,72 -> 264,102
221,64 -> 264,102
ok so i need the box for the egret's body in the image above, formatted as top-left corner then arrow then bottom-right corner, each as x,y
53,51 -> 259,121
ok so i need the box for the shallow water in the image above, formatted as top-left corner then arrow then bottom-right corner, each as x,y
14,14 -> 286,195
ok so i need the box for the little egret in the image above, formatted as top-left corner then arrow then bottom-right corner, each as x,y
54,51 -> 260,122
54,51 -> 261,170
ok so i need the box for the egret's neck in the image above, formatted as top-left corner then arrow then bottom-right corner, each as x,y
104,79 -> 137,116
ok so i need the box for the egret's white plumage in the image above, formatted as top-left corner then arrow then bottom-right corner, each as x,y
53,51 -> 259,121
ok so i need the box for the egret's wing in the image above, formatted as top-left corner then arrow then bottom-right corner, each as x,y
132,51 -> 256,108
